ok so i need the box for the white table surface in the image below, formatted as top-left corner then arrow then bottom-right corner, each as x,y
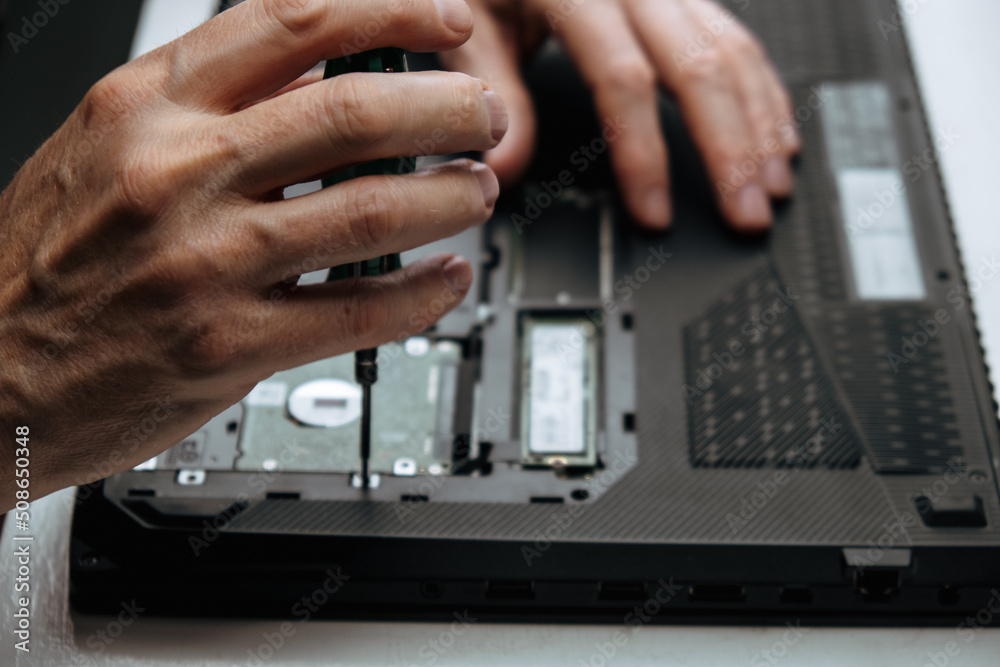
4,0 -> 1000,665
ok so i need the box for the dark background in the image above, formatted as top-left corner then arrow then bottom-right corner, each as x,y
0,0 -> 144,189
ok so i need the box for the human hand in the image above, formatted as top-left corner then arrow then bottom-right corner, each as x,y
0,0 -> 506,509
439,0 -> 799,231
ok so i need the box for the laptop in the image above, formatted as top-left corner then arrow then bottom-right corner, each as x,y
65,0 -> 1000,624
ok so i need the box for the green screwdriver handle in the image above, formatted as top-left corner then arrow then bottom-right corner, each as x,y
323,48 -> 415,282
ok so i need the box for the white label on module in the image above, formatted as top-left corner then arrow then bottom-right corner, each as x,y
528,325 -> 586,454
837,168 -> 926,301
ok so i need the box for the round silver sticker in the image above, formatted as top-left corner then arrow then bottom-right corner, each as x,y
288,379 -> 362,428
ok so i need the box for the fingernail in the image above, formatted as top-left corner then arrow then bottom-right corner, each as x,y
483,88 -> 508,144
442,255 -> 473,293
434,0 -> 473,34
734,183 -> 771,228
762,156 -> 793,195
471,162 -> 500,208
642,187 -> 671,228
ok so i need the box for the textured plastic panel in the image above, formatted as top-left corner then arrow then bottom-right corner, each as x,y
683,264 -> 863,470
818,304 -> 963,474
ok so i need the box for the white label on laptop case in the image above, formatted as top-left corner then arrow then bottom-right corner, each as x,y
837,168 -> 926,300
821,82 -> 926,301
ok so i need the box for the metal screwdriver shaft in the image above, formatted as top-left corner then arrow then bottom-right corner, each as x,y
322,49 -> 415,489
352,256 -> 388,488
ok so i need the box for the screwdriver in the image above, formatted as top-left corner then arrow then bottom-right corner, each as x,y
322,48 -> 416,489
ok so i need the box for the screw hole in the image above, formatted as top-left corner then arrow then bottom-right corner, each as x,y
936,270 -> 951,282
226,420 -> 238,434
571,489 -> 590,501
621,313 -> 634,331
623,413 -> 636,433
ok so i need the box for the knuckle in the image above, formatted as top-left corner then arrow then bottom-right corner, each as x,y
259,0 -> 327,40
679,47 -> 726,84
745,105 -> 774,137
344,181 -> 398,251
113,149 -> 177,216
194,125 -> 250,197
730,31 -> 765,61
112,123 -> 238,215
325,75 -> 388,152
450,73 -> 486,118
715,142 -> 747,168
593,57 -> 657,98
450,158 -> 487,212
27,244 -> 62,290
175,318 -> 241,377
244,217 -> 280,257
149,271 -> 241,376
79,71 -> 137,127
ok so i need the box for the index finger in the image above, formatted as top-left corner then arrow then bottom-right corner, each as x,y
159,0 -> 476,111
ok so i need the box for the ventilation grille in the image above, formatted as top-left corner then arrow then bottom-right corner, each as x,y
820,305 -> 964,474
683,266 -> 862,470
